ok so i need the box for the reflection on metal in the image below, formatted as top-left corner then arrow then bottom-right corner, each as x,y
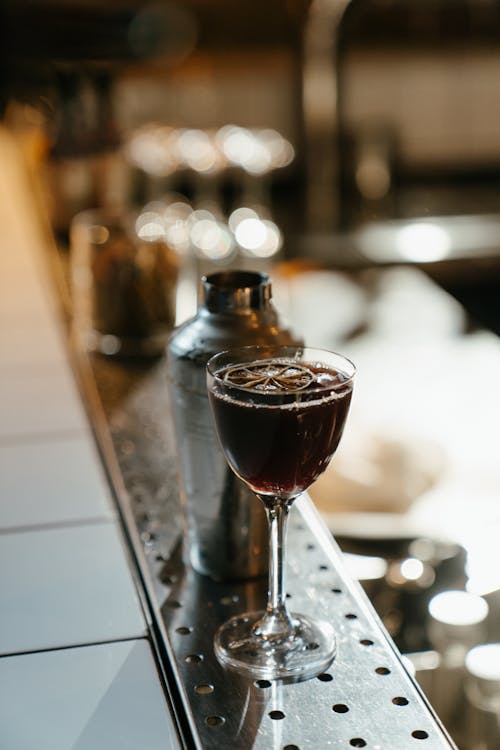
80,352 -> 458,749
303,0 -> 353,230
356,214 -> 500,265
155,501 -> 458,749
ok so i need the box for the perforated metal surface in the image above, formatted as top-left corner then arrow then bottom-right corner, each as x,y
143,500 -> 455,750
77,353 -> 457,750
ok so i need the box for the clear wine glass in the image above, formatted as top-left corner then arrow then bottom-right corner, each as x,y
206,344 -> 355,679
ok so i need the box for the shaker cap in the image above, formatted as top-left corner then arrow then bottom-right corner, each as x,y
201,270 -> 272,313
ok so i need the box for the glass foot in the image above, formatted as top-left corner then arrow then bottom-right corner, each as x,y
214,611 -> 336,680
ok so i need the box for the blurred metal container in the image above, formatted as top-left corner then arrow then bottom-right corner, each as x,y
167,270 -> 299,581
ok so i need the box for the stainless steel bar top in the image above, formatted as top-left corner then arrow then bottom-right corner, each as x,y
74,350 -> 458,750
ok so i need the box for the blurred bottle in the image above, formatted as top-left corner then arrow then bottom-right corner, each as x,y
71,208 -> 178,357
167,270 -> 300,581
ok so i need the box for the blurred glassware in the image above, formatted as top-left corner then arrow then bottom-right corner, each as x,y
124,123 -> 180,203
175,128 -> 225,175
187,207 -> 235,264
215,125 -> 294,175
425,590 -> 489,745
70,208 -> 179,357
228,206 -> 283,260
216,124 -> 294,207
125,123 -> 180,179
122,123 -> 294,246
126,124 -> 293,178
465,644 -> 500,750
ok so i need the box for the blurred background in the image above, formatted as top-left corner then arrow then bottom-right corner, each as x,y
3,1 -> 500,747
4,0 -> 500,324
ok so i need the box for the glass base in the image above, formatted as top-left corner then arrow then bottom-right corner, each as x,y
214,611 -> 336,680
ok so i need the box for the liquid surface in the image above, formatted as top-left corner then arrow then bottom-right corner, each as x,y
209,359 -> 353,499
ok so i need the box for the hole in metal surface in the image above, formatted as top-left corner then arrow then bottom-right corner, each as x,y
284,745 -> 300,750
319,564 -> 328,571
195,684 -> 214,695
185,654 -> 203,664
333,704 -> 349,713
412,730 -> 429,740
306,641 -> 320,650
220,594 -> 239,605
175,626 -> 192,635
350,739 -> 367,748
317,673 -> 333,682
306,543 -> 315,550
255,679 -> 272,689
345,613 -> 358,620
393,696 -> 409,706
205,715 -> 225,727
331,588 -> 342,594
269,710 -> 285,720
360,639 -> 374,646
375,666 -> 391,675
286,593 -> 292,599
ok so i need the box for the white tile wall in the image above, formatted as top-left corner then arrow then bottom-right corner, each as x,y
0,256 -> 54,324
0,128 -> 176,747
0,434 -> 114,530
0,367 -> 90,439
0,314 -> 68,371
0,521 -> 146,655
0,639 -> 181,750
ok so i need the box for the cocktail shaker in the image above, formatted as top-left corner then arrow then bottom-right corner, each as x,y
167,270 -> 300,581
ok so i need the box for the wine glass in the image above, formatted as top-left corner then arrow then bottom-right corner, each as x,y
206,344 -> 355,679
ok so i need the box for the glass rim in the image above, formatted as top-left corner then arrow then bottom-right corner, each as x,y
206,344 -> 356,396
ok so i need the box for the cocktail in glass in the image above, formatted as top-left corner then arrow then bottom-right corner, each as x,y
206,345 -> 355,679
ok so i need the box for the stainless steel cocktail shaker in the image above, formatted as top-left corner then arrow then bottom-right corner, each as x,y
167,270 -> 299,581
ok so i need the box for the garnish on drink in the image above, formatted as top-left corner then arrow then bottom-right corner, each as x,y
223,362 -> 315,391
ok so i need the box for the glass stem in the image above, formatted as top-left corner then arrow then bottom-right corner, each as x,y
256,497 -> 295,638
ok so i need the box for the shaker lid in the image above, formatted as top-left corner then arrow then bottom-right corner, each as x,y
200,270 -> 272,313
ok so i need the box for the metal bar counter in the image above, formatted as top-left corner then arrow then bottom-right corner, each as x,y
72,347 -> 458,750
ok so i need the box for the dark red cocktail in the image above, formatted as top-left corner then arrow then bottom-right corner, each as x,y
209,361 -> 352,499
206,346 -> 355,680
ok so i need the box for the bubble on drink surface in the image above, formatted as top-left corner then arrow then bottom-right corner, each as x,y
259,365 -> 285,378
283,367 -> 306,378
316,371 -> 337,386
